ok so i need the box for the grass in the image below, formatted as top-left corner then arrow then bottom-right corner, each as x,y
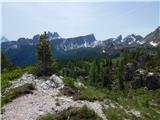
1,83 -> 35,107
74,85 -> 107,101
114,88 -> 160,120
103,107 -> 131,120
62,77 -> 77,89
62,76 -> 160,119
62,77 -> 108,101
37,113 -> 55,120
37,105 -> 102,120
1,65 -> 36,91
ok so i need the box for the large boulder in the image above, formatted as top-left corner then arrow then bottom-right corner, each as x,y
131,75 -> 144,89
131,69 -> 145,89
131,70 -> 160,90
74,81 -> 85,88
124,62 -> 137,81
40,74 -> 64,90
49,74 -> 64,87
144,72 -> 160,90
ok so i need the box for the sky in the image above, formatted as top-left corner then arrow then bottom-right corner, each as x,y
1,1 -> 160,41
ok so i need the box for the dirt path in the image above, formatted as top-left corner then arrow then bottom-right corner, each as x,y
2,73 -> 107,120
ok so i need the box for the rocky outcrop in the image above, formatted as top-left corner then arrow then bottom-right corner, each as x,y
145,72 -> 160,90
124,62 -> 137,81
131,69 -> 145,89
131,70 -> 160,90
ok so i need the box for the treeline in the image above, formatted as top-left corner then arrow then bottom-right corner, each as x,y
59,47 -> 160,90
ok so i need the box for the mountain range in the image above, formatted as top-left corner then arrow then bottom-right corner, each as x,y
1,26 -> 160,65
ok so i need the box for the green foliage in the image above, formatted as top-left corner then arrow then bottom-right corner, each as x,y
36,32 -> 55,76
37,106 -> 102,120
1,52 -> 15,71
37,113 -> 55,120
115,89 -> 160,120
75,85 -> 107,101
109,107 -> 133,120
56,105 -> 102,120
103,107 -> 131,120
1,83 -> 34,107
63,77 -> 77,89
117,60 -> 125,90
88,58 -> 113,88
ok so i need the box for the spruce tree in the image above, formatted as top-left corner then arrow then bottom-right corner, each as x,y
118,60 -> 125,90
102,58 -> 112,88
1,52 -> 14,71
36,32 -> 53,76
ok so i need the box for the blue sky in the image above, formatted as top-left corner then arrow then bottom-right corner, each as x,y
1,1 -> 159,40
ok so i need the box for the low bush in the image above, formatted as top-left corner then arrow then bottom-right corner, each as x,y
38,105 -> 102,120
103,107 -> 131,120
74,85 -> 107,101
63,77 -> 77,89
37,113 -> 55,120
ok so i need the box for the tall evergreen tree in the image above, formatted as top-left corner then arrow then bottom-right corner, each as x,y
102,58 -> 112,88
89,60 -> 99,84
1,52 -> 14,71
36,32 -> 53,76
118,60 -> 125,90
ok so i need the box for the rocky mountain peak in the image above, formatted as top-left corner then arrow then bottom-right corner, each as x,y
1,36 -> 9,43
123,34 -> 143,45
47,31 -> 61,40
114,35 -> 123,42
142,26 -> 160,46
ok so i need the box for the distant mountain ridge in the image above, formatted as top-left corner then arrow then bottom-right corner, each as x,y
1,26 -> 160,65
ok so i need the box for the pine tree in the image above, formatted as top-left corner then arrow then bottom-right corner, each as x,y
118,60 -> 125,90
89,60 -> 99,84
102,58 -> 112,88
1,52 -> 14,71
36,32 -> 53,76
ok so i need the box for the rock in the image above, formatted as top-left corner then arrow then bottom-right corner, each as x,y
45,80 -> 56,88
131,75 -> 144,89
126,62 -> 137,71
41,82 -> 49,90
4,73 -> 35,94
129,109 -> 141,117
131,69 -> 145,89
131,70 -> 160,90
124,62 -> 137,81
49,74 -> 63,87
74,82 -> 85,88
145,72 -> 160,90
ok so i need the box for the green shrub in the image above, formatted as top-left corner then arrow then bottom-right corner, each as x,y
57,105 -> 102,120
37,106 -> 102,120
74,85 -> 107,101
103,107 -> 131,120
1,83 -> 34,106
63,77 -> 77,89
37,113 -> 55,120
